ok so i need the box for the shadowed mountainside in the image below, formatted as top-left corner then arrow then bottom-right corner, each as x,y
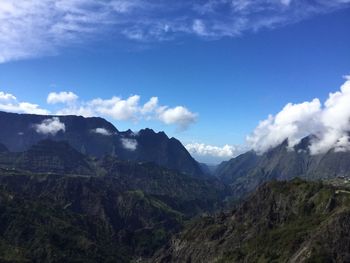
0,111 -> 203,177
0,140 -> 230,262
216,136 -> 350,198
152,179 -> 350,263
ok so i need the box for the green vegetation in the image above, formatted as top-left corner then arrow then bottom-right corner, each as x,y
153,179 -> 350,263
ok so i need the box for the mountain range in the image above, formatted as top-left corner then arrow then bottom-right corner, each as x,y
216,136 -> 350,199
1,110 -> 350,262
0,138 -> 229,262
0,111 -> 203,177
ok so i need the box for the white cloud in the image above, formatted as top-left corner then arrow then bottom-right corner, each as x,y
34,117 -> 65,135
157,106 -> 197,130
1,0 -> 350,63
93,127 -> 113,136
141,97 -> 158,114
0,89 -> 197,130
90,95 -> 141,121
0,91 -> 49,115
55,93 -> 197,129
47,91 -> 78,104
121,138 -> 138,151
247,99 -> 322,153
186,143 -> 245,158
0,91 -> 16,102
247,77 -> 350,155
310,77 -> 350,154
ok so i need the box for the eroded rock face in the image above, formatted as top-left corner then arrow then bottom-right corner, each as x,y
152,179 -> 350,263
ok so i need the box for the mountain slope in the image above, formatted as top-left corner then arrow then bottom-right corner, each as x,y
4,140 -> 96,175
0,172 -> 193,261
0,144 -> 8,153
0,111 -> 203,176
152,179 -> 350,263
216,137 -> 350,198
0,140 -> 228,216
0,140 -> 230,261
0,183 -> 182,262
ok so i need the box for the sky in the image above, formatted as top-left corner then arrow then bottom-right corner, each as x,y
0,0 -> 350,163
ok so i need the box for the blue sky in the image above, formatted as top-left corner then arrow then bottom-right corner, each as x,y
0,0 -> 350,163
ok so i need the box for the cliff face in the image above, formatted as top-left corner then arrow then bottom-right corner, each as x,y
152,179 -> 350,263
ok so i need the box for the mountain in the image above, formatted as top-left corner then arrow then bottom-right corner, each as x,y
0,180 -> 182,262
120,128 -> 203,177
216,136 -> 350,198
152,179 -> 350,263
0,140 -> 230,261
0,144 -> 8,153
0,140 -> 228,216
0,111 -> 203,176
0,140 -> 96,175
199,163 -> 218,176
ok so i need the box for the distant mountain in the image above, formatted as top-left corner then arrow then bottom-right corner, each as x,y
199,163 -> 218,176
0,111 -> 203,176
152,179 -> 350,262
215,136 -> 350,198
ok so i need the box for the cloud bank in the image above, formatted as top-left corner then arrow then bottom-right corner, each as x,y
55,93 -> 197,129
0,90 -> 196,130
247,77 -> 350,155
186,142 -> 246,163
1,0 -> 350,62
0,91 -> 49,115
34,117 -> 66,135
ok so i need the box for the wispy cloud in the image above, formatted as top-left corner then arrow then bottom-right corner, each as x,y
1,0 -> 349,63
